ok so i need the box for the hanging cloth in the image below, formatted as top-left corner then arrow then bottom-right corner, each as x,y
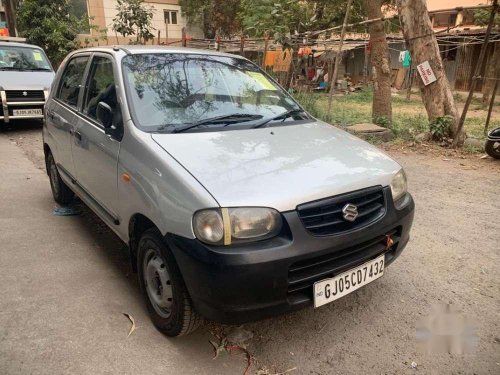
401,50 -> 411,68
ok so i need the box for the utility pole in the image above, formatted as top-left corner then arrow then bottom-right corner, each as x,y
3,0 -> 17,36
452,0 -> 498,147
327,0 -> 353,113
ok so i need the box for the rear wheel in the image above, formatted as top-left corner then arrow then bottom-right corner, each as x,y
485,140 -> 500,159
47,152 -> 74,205
137,228 -> 202,336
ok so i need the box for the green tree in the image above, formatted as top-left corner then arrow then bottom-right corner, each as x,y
179,0 -> 242,38
112,0 -> 156,44
473,7 -> 500,26
240,0 -> 304,37
17,0 -> 88,65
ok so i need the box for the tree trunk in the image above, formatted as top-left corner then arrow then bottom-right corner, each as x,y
398,0 -> 461,140
364,0 -> 392,124
4,0 -> 18,37
482,42 -> 500,104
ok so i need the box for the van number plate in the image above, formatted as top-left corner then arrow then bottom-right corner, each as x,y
313,254 -> 385,308
13,109 -> 43,116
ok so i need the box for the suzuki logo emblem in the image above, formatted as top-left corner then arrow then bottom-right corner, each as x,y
22,91 -> 28,96
342,203 -> 358,222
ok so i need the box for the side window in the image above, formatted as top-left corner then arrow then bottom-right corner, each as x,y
56,56 -> 89,107
83,56 -> 119,124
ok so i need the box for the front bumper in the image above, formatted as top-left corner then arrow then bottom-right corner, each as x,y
0,87 -> 47,123
167,189 -> 415,324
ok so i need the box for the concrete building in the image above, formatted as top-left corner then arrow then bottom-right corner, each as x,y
80,0 -> 202,45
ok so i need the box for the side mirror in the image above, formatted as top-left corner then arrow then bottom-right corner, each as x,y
96,101 -> 113,129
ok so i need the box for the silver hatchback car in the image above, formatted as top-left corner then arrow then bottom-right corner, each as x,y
43,46 -> 414,336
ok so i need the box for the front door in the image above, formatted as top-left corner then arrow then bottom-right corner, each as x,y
71,53 -> 122,225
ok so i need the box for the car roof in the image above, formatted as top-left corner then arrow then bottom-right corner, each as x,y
0,41 -> 45,50
72,45 -> 243,59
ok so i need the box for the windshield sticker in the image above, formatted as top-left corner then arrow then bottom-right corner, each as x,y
247,72 -> 277,91
33,51 -> 43,61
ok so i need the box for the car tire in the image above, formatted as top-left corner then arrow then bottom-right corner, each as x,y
485,140 -> 500,159
137,228 -> 202,337
47,152 -> 74,205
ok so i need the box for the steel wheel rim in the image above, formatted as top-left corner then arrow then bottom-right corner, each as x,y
493,141 -> 500,155
49,158 -> 60,196
143,248 -> 173,318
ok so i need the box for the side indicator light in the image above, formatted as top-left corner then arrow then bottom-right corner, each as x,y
121,173 -> 131,183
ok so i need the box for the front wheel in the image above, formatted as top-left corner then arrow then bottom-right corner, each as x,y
137,228 -> 202,337
46,152 -> 74,205
485,140 -> 500,159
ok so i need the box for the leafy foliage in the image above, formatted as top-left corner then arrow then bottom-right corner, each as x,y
373,115 -> 392,128
240,0 -> 306,37
179,0 -> 367,39
473,7 -> 500,26
17,0 -> 89,65
112,0 -> 156,44
179,0 -> 242,38
429,115 -> 454,141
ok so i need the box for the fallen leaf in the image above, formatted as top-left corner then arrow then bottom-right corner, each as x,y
123,313 -> 136,338
442,158 -> 450,161
480,154 -> 488,159
209,339 -> 227,359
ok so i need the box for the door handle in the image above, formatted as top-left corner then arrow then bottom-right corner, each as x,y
74,131 -> 82,141
46,110 -> 55,120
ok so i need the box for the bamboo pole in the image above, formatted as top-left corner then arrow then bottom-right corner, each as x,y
484,77 -> 498,136
452,0 -> 498,147
406,63 -> 413,100
327,0 -> 353,113
262,33 -> 269,69
363,27 -> 369,85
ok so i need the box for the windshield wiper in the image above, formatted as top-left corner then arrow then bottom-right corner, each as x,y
169,113 -> 263,133
0,67 -> 51,71
252,109 -> 306,129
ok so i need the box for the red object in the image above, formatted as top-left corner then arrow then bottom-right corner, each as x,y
0,28 -> 9,37
307,67 -> 316,80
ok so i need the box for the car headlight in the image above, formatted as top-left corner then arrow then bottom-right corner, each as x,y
390,169 -> 408,202
193,207 -> 282,245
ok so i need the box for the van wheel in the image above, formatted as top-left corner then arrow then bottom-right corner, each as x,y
47,153 -> 74,205
137,228 -> 202,337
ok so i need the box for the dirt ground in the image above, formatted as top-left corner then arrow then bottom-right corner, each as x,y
1,122 -> 499,375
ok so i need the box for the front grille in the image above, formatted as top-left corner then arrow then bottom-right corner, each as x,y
297,186 -> 386,236
6,90 -> 45,102
287,228 -> 400,302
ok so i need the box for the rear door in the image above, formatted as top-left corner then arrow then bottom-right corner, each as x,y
71,53 -> 122,225
47,54 -> 90,179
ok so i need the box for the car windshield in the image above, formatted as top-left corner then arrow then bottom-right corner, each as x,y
0,45 -> 52,71
122,53 -> 305,132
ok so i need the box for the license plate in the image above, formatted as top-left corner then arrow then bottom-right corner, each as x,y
13,108 -> 43,116
314,254 -> 385,308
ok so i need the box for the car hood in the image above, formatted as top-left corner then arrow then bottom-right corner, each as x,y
152,121 -> 402,212
0,71 -> 54,90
